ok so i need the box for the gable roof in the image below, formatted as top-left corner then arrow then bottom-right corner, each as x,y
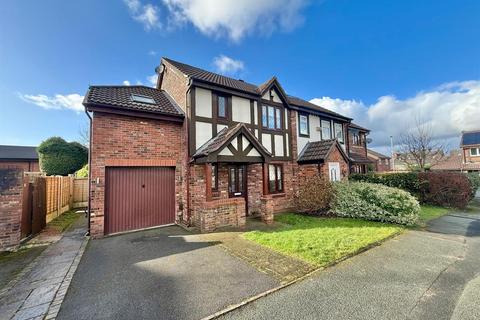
367,149 -> 390,159
162,57 -> 351,121
461,130 -> 480,146
0,145 -> 38,160
349,122 -> 370,132
163,58 -> 259,95
256,76 -> 289,104
298,139 -> 349,163
193,123 -> 271,163
84,86 -> 184,119
349,151 -> 375,164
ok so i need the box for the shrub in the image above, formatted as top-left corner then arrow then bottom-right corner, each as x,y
331,182 -> 420,225
350,172 -> 421,196
38,137 -> 88,176
418,172 -> 472,208
294,175 -> 334,215
466,172 -> 480,198
75,164 -> 89,178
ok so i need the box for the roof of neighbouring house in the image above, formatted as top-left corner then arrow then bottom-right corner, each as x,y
349,151 -> 375,164
349,122 -> 370,132
83,85 -> 184,118
0,145 -> 38,160
461,130 -> 480,146
193,123 -> 271,160
367,149 -> 390,159
431,149 -> 480,171
162,57 -> 351,121
298,139 -> 349,163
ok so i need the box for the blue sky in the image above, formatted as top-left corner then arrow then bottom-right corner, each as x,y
1,0 -> 479,152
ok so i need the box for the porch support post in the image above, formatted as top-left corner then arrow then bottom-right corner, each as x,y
205,163 -> 212,202
262,163 -> 269,195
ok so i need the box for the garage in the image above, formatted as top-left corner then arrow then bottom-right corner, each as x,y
105,166 -> 175,235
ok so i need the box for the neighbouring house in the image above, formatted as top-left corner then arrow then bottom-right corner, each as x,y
367,149 -> 391,172
84,57 -> 367,237
0,145 -> 40,172
431,130 -> 480,173
347,123 -> 374,173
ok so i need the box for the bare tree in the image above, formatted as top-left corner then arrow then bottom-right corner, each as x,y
78,121 -> 90,147
398,119 -> 446,171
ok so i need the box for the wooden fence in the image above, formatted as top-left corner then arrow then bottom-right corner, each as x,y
44,176 -> 88,223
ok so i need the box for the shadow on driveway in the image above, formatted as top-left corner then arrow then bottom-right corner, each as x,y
57,226 -> 279,320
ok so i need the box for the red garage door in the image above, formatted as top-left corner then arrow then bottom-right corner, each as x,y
105,167 -> 175,235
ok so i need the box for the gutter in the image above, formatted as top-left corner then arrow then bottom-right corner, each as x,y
84,107 -> 92,236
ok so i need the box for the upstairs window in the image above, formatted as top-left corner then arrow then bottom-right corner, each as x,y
471,148 -> 480,156
211,164 -> 218,191
299,114 -> 309,137
334,123 -> 344,143
217,95 -> 227,118
321,120 -> 331,140
268,164 -> 283,193
352,133 -> 360,145
262,105 -> 282,130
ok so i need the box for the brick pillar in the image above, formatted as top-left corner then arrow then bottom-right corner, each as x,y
0,169 -> 23,251
260,196 -> 274,224
205,163 -> 212,202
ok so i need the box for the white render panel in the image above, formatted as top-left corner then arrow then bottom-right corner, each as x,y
195,121 -> 212,149
286,133 -> 290,156
247,148 -> 261,157
195,87 -> 212,118
297,114 -> 321,155
262,92 -> 270,100
274,135 -> 284,157
231,137 -> 238,151
232,96 -> 251,123
261,133 -> 272,153
255,129 -> 259,138
271,89 -> 282,103
253,101 -> 258,125
219,146 -> 234,156
217,124 -> 228,133
242,136 -> 249,151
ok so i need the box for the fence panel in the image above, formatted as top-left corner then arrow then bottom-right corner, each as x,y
73,178 -> 88,207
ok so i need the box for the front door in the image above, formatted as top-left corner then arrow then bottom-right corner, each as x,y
228,165 -> 246,198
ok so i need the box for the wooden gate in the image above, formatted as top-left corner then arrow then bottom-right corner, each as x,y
21,176 -> 46,239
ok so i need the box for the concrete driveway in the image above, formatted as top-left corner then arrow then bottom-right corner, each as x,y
57,226 -> 278,320
220,210 -> 480,320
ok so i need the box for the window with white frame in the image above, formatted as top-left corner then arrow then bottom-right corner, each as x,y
334,123 -> 344,143
321,120 -> 331,140
299,113 -> 309,137
471,148 -> 480,156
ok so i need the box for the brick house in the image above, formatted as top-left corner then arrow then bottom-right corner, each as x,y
367,149 -> 391,172
431,130 -> 480,173
84,58 -> 366,237
0,145 -> 40,172
347,123 -> 373,173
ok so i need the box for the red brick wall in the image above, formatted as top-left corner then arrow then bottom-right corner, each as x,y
0,168 -> 23,251
375,159 -> 391,172
0,161 -> 39,172
160,62 -> 189,110
89,112 -> 186,237
464,146 -> 480,163
298,145 -> 349,182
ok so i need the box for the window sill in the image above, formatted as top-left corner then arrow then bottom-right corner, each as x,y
270,193 -> 286,198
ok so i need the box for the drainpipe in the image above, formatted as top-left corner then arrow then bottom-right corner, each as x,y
184,78 -> 192,225
84,108 -> 92,236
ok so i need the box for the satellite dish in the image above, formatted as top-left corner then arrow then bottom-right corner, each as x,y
366,138 -> 372,144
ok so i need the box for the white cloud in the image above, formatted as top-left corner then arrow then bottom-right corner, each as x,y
310,80 -> 480,150
124,0 -> 161,30
123,80 -> 131,86
20,93 -> 84,112
148,50 -> 157,56
147,74 -> 157,87
162,0 -> 308,41
212,55 -> 244,75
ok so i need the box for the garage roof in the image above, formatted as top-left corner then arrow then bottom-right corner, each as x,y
0,145 -> 38,160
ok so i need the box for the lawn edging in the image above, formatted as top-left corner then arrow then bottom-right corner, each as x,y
202,226 -> 404,320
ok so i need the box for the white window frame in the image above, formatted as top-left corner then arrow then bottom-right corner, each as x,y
471,148 -> 480,156
299,114 -> 309,136
321,120 -> 331,140
334,123 -> 344,143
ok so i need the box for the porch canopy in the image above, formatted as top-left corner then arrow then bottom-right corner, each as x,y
349,152 -> 374,165
192,123 -> 272,164
297,139 -> 349,164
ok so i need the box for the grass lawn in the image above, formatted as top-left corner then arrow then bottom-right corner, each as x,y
418,205 -> 450,226
243,214 -> 402,266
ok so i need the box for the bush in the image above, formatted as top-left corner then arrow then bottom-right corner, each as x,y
418,172 -> 472,209
466,172 -> 480,198
75,164 -> 89,178
350,172 -> 421,196
38,137 -> 88,176
331,182 -> 420,225
294,175 -> 334,215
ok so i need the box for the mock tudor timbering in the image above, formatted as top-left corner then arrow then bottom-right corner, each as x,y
84,57 -> 371,237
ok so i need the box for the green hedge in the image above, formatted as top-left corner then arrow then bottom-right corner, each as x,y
467,172 -> 480,198
38,137 -> 88,176
350,172 -> 421,196
331,182 -> 420,225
